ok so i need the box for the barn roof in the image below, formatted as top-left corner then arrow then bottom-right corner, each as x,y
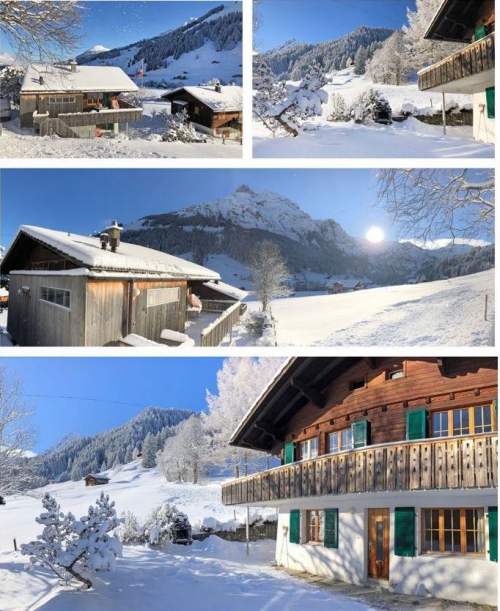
84,473 -> 110,481
21,63 -> 139,94
162,85 -> 242,112
3,225 -> 220,281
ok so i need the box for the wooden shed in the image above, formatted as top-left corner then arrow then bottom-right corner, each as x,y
84,474 -> 110,487
20,62 -> 142,135
1,224 -> 223,347
161,84 -> 242,138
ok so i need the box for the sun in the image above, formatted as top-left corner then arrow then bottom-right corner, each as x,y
366,226 -> 385,243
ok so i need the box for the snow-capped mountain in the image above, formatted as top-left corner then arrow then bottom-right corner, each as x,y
120,185 -> 492,288
76,3 -> 242,86
260,25 -> 394,80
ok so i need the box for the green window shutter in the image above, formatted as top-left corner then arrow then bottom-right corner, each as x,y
284,441 -> 295,465
394,507 -> 415,557
324,509 -> 339,549
486,87 -> 495,119
493,398 -> 498,418
289,510 -> 300,544
489,507 -> 498,562
352,419 -> 370,448
406,409 -> 428,440
475,25 -> 487,40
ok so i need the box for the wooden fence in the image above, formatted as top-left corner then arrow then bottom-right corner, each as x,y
222,434 -> 498,505
419,33 -> 495,90
57,107 -> 142,128
200,301 -> 242,347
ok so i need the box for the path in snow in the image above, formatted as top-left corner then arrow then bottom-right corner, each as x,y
236,271 -> 494,347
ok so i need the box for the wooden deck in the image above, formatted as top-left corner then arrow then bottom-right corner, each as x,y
200,301 -> 243,347
418,33 -> 495,91
221,434 -> 498,505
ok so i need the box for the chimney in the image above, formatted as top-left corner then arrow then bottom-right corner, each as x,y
70,60 -> 77,73
105,220 -> 123,253
39,75 -> 44,85
99,233 -> 109,250
214,80 -> 221,93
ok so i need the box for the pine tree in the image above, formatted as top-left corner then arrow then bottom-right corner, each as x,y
253,58 -> 287,136
353,46 -> 368,75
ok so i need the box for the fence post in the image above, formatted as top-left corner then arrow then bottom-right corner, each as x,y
484,294 -> 488,321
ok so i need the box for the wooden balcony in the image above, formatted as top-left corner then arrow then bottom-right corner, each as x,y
200,301 -> 245,347
221,434 -> 498,505
58,106 -> 143,127
418,33 -> 494,91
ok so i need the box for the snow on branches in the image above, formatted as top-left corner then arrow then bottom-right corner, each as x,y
21,492 -> 122,590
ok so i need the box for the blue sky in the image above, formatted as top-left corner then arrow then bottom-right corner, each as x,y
1,169 -> 390,248
257,0 -> 416,51
1,1 -> 232,59
2,357 -> 229,453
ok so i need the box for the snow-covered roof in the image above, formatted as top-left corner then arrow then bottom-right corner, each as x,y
203,280 -> 247,301
21,63 -> 139,94
163,85 -> 242,112
8,226 -> 220,281
84,473 -> 110,481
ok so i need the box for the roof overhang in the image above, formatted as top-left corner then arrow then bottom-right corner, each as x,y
230,357 -> 363,454
425,0 -> 485,42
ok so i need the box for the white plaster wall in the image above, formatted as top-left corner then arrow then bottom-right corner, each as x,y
275,489 -> 498,606
473,91 -> 495,143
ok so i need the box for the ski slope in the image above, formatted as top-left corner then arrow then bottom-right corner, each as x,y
254,69 -> 494,158
233,270 -> 495,347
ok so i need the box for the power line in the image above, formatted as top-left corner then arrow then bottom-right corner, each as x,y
23,394 -> 147,408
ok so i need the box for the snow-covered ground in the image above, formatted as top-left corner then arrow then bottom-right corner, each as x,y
254,69 -> 494,158
227,270 -> 495,347
0,461 -> 373,611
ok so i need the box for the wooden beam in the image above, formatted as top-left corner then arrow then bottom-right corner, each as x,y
365,357 -> 377,370
290,377 -> 326,408
436,358 -> 448,376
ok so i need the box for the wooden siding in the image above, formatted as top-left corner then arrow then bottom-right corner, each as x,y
133,280 -> 187,341
19,95 -> 37,128
419,33 -> 495,91
37,93 -> 84,117
221,434 -> 498,505
7,273 -> 86,346
167,90 -> 241,130
283,358 -> 497,456
57,108 -> 142,127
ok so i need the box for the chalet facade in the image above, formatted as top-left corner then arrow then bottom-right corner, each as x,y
1,225 -> 244,347
161,84 -> 242,139
222,357 -> 498,606
84,474 -> 110,487
418,0 -> 495,143
20,63 -> 142,137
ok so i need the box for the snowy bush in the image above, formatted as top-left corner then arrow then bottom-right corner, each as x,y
160,109 -> 203,143
116,511 -> 142,544
21,492 -> 122,590
141,503 -> 178,547
327,93 -> 349,123
244,310 -> 269,335
349,88 -> 383,123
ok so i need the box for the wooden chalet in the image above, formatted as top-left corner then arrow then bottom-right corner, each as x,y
20,62 -> 142,137
1,225 -> 244,347
418,0 -> 495,143
161,84 -> 242,139
222,357 -> 498,606
84,474 -> 110,487
325,280 -> 364,295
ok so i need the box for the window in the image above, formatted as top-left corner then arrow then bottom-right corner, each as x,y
194,105 -> 200,115
388,369 -> 404,380
147,287 -> 180,308
431,405 -> 496,438
299,438 -> 318,460
306,510 -> 325,543
39,286 -> 70,309
349,379 -> 365,391
49,96 -> 76,104
422,508 -> 484,554
327,428 -> 353,454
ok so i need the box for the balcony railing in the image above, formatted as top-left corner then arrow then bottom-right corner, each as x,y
418,33 -> 495,91
221,434 -> 498,505
200,301 -> 244,347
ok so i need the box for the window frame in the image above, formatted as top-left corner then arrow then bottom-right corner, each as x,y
299,437 -> 319,461
349,378 -> 366,391
306,509 -> 325,544
327,428 -> 354,454
39,286 -> 71,310
421,507 -> 485,555
146,287 -> 180,308
431,404 -> 496,438
387,368 -> 405,380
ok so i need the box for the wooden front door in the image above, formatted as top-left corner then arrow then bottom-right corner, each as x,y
368,508 -> 390,579
19,287 -> 31,346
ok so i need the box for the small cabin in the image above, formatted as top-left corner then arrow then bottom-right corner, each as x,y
326,280 -> 364,294
20,62 -> 142,136
161,84 -> 242,139
84,474 -> 110,487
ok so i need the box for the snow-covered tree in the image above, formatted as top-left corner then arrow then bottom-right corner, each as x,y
203,358 -> 285,478
0,66 -> 25,99
267,62 -> 329,136
327,92 -> 349,122
403,0 -> 465,71
376,169 -> 495,242
141,504 -> 178,547
353,46 -> 368,75
21,492 -> 122,590
116,511 -> 142,544
368,31 -> 410,85
249,241 -> 293,312
0,2 -> 82,63
253,58 -> 287,136
158,108 -> 201,143
349,88 -> 385,123
0,367 -> 36,496
141,432 -> 157,468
